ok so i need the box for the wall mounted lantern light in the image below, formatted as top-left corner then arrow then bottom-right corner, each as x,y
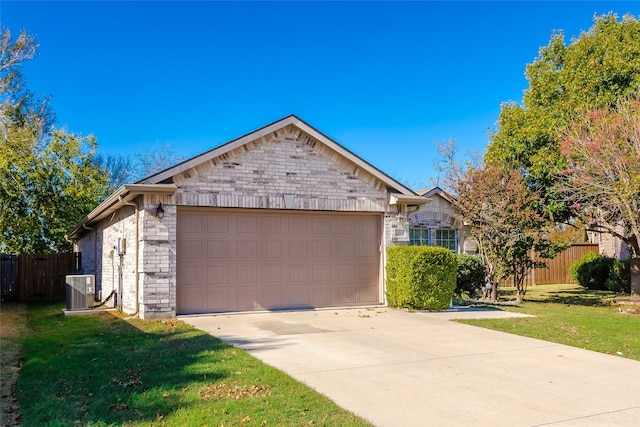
156,202 -> 165,219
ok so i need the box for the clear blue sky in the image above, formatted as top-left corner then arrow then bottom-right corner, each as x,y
3,1 -> 640,190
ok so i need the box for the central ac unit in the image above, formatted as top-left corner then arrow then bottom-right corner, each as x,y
66,275 -> 95,310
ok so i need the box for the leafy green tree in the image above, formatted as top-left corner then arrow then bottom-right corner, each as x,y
0,27 -> 110,253
560,94 -> 640,298
486,13 -> 640,221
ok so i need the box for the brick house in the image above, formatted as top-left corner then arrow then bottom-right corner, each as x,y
409,187 -> 476,255
67,115 -> 427,318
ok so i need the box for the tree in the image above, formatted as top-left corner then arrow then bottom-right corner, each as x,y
95,153 -> 137,191
0,27 -> 110,253
559,94 -> 640,298
96,142 -> 186,191
486,13 -> 640,221
436,141 -> 562,302
136,141 -> 185,179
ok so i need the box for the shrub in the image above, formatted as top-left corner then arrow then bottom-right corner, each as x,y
569,251 -> 600,283
386,246 -> 457,310
606,259 -> 631,293
569,251 -> 624,291
456,255 -> 486,298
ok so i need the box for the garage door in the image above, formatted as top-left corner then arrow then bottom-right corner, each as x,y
177,208 -> 382,314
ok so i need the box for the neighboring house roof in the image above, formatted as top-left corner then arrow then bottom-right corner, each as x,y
416,186 -> 455,203
67,115 -> 425,241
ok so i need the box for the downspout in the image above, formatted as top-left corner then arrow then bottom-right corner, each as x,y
120,196 -> 140,317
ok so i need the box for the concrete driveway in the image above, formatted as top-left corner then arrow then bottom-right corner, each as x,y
182,307 -> 640,427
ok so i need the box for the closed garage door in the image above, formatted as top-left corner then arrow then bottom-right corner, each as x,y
177,208 -> 382,314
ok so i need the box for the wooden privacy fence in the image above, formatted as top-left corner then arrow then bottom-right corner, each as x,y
1,253 -> 78,302
499,243 -> 600,287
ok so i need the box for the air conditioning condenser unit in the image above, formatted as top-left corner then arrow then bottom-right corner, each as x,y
66,275 -> 95,310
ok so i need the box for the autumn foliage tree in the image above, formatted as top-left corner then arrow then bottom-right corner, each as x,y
560,94 -> 640,298
436,142 -> 562,302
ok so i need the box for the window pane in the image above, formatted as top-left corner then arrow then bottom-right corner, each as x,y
409,228 -> 429,246
435,229 -> 456,252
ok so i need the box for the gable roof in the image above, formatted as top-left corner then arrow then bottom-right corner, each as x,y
138,114 -> 418,196
416,186 -> 455,203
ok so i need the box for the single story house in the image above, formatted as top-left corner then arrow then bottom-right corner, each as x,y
67,115 -> 429,319
410,187 -> 476,255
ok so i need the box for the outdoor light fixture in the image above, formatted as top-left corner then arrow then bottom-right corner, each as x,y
156,202 -> 165,219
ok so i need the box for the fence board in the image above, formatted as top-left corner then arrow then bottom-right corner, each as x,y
499,243 -> 599,287
1,254 -> 19,301
1,253 -> 76,302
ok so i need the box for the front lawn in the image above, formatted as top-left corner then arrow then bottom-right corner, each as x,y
457,284 -> 640,361
14,302 -> 371,426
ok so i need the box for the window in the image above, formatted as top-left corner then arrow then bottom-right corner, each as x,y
435,229 -> 456,252
409,228 -> 429,246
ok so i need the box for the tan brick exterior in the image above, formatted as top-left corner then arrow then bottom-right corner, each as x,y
76,123 -> 410,319
409,189 -> 475,254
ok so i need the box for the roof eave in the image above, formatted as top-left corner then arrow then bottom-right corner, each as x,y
389,193 -> 431,206
66,184 -> 177,241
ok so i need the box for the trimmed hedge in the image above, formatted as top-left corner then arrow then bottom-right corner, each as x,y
386,246 -> 457,310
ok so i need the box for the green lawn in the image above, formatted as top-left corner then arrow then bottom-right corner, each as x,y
457,284 -> 640,361
14,302 -> 371,427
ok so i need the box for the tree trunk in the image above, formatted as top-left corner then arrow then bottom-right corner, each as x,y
631,257 -> 640,300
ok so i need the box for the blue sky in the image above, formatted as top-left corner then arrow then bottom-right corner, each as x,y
3,1 -> 640,189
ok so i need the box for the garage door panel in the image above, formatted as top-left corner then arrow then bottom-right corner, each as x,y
311,241 -> 331,258
236,240 -> 257,258
206,215 -> 228,233
337,241 -> 356,257
288,288 -> 310,307
207,266 -> 229,284
312,218 -> 332,234
359,286 -> 379,303
312,288 -> 331,306
179,264 -> 203,285
179,213 -> 203,233
178,209 -> 381,314
288,265 -> 309,282
288,241 -> 308,257
262,265 -> 283,282
207,240 -> 229,258
359,242 -> 378,257
312,265 -> 332,282
237,265 -> 258,283
236,290 -> 259,310
261,216 -> 282,233
261,241 -> 282,258
288,217 -> 309,234
338,287 -> 357,304
236,216 -> 258,233
178,240 -> 203,260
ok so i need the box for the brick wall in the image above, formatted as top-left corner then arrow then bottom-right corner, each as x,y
409,193 -> 474,254
172,125 -> 389,212
77,125 -> 409,319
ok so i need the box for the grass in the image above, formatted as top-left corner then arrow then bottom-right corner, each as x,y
457,284 -> 640,361
13,302 -> 371,427
1,302 -> 27,426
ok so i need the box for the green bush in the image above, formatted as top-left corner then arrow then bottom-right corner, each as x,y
569,251 -> 600,284
606,259 -> 631,293
386,246 -> 457,310
569,251 -> 629,291
456,255 -> 486,298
